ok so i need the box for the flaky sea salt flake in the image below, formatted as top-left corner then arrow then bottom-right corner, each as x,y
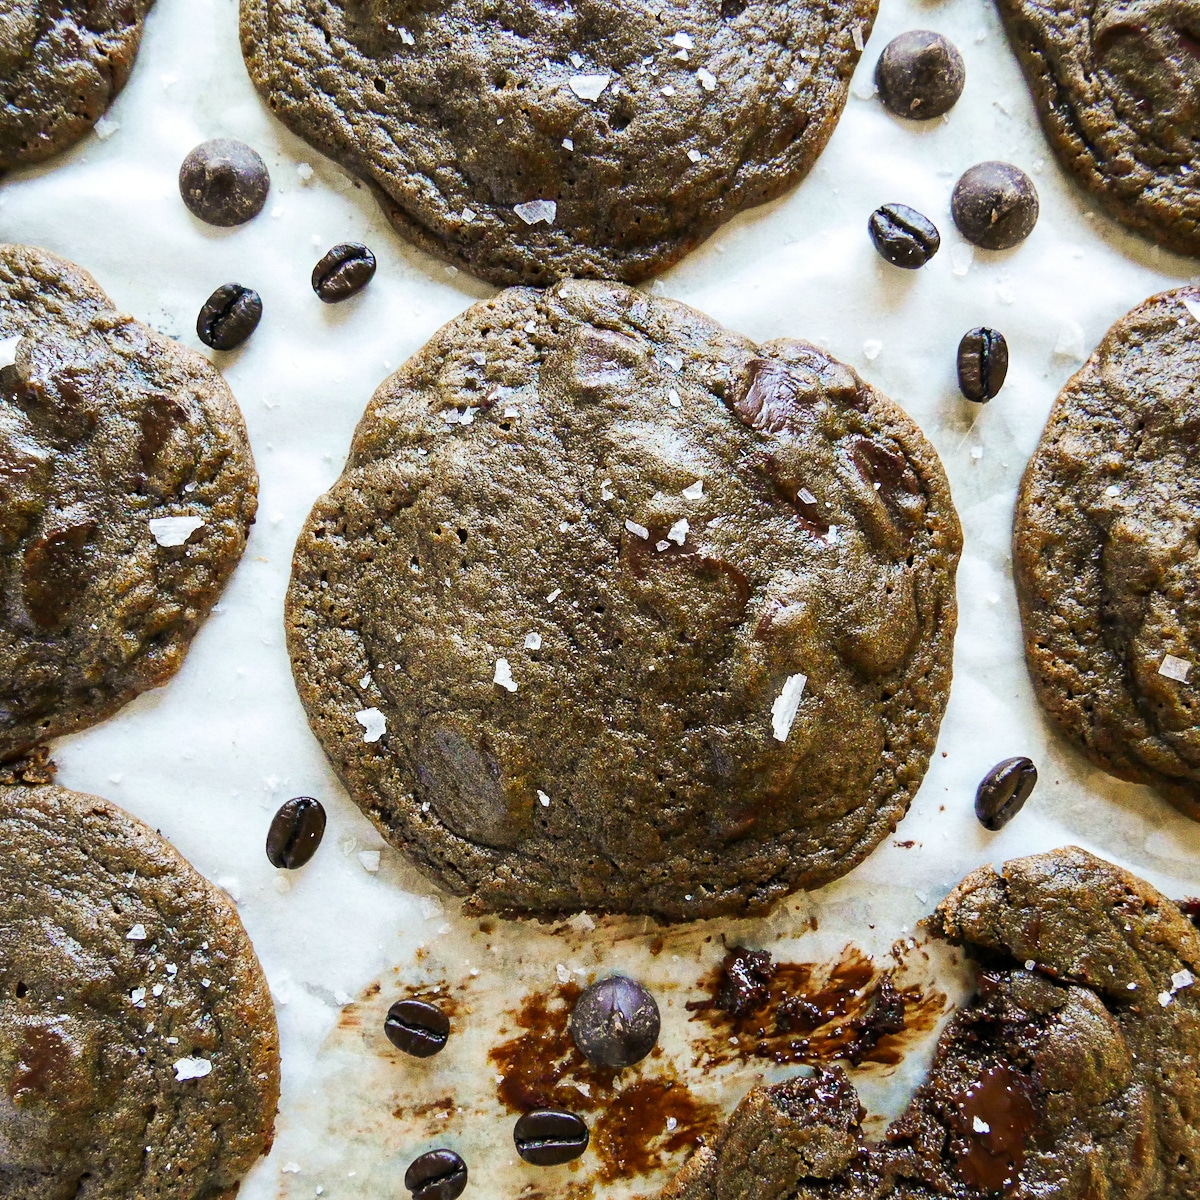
783,78 -> 797,93
296,162 -> 314,182
355,707 -> 387,742
0,336 -> 21,368
668,518 -> 688,544
173,1057 -> 212,1081
494,658 -> 518,691
851,22 -> 864,51
972,1116 -> 991,1134
130,987 -> 147,1007
687,148 -> 702,163
1159,991 -> 1175,1007
514,198 -> 557,225
1173,969 -> 1195,991
94,116 -> 120,140
863,339 -> 882,360
697,68 -> 717,91
562,137 -> 574,150
358,850 -> 381,873
398,26 -> 415,44
1053,320 -> 1085,361
1181,296 -> 1200,324
150,516 -> 205,547
661,84 -> 675,96
547,588 -> 562,602
461,206 -> 476,221
771,673 -> 808,742
682,480 -> 704,500
569,74 -> 610,101
624,519 -> 650,540
1159,654 -> 1191,682
127,924 -> 148,941
672,32 -> 694,48
538,790 -> 551,807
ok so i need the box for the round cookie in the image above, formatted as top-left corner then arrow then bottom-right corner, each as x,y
994,0 -> 1200,256
285,279 -> 961,921
0,782 -> 280,1200
1013,288 -> 1200,820
0,244 -> 258,762
240,0 -> 876,286
661,846 -> 1200,1200
0,2 -> 157,171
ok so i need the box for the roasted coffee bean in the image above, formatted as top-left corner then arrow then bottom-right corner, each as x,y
875,31 -> 965,120
957,327 -> 1009,402
312,242 -> 377,302
569,975 -> 660,1069
513,1109 -> 590,1166
265,795 -> 326,869
385,997 -> 450,1057
404,1149 -> 468,1200
197,283 -> 263,351
952,162 -> 1039,250
868,203 -> 941,269
179,139 -> 270,226
975,757 -> 1038,831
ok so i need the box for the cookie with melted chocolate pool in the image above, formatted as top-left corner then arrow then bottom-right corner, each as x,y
994,0 -> 1200,254
0,783 -> 280,1199
0,244 -> 258,762
662,847 -> 1200,1199
0,1 -> 157,170
285,280 -> 961,920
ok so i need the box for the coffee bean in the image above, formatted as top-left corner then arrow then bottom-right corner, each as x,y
957,327 -> 1009,402
569,975 -> 660,1069
179,139 -> 270,227
385,998 -> 450,1057
875,31 -> 965,120
404,1149 -> 467,1200
975,757 -> 1038,831
868,203 -> 941,269
265,795 -> 326,869
513,1109 -> 590,1166
197,283 -> 263,352
312,242 -> 377,302
951,162 -> 1039,250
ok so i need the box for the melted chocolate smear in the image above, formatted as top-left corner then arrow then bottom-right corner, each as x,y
622,525 -> 751,613
762,454 -> 830,535
488,983 -> 720,1181
1178,28 -> 1200,60
687,945 -> 946,1069
22,519 -> 96,631
1178,898 -> 1200,931
10,1026 -> 69,1101
951,1063 -> 1036,1193
729,359 -> 817,434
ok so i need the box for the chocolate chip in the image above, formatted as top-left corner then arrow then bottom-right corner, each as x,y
312,242 -> 377,302
385,998 -> 450,1058
716,946 -> 775,1016
868,203 -> 941,268
512,1109 -> 590,1166
197,284 -> 262,351
568,975 -> 660,1069
974,757 -> 1037,831
265,796 -> 326,869
178,139 -> 270,227
951,162 -> 1039,250
956,327 -> 1008,402
875,31 -> 965,120
404,1149 -> 468,1200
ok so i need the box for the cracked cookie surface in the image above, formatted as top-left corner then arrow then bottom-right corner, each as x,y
0,244 -> 258,762
995,0 -> 1200,255
0,782 -> 280,1200
285,279 -> 960,920
662,847 -> 1200,1199
0,1 -> 157,170
1013,288 -> 1200,819
240,0 -> 875,285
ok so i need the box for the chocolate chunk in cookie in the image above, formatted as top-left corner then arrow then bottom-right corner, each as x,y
995,0 -> 1200,255
0,244 -> 258,762
285,279 -> 961,920
661,847 -> 1200,1200
240,0 -> 876,285
1014,288 -> 1200,819
0,1 -> 157,170
0,782 -> 280,1200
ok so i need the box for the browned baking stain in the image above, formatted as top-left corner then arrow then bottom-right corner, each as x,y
490,984 -> 720,1182
393,1094 -> 456,1120
686,944 -> 946,1069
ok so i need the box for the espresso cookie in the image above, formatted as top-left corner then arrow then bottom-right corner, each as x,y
285,280 -> 961,920
0,783 -> 280,1199
0,244 -> 258,762
1013,289 -> 1200,820
994,0 -> 1200,255
0,2 -> 157,170
662,846 -> 1200,1199
240,0 -> 876,285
